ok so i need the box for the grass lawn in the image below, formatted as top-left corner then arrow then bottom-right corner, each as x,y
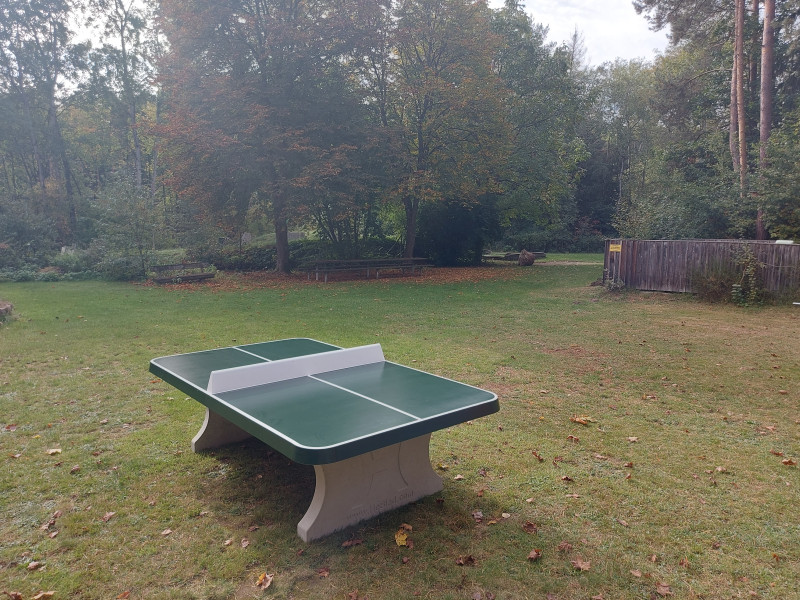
1,258 -> 798,600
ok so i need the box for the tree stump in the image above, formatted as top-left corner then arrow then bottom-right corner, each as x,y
0,300 -> 13,322
518,249 -> 536,266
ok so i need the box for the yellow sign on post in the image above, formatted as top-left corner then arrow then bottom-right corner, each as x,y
609,243 -> 622,253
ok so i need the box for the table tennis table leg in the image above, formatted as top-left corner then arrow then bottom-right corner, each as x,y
191,408 -> 252,452
297,433 -> 443,542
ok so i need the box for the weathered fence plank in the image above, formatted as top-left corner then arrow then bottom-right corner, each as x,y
603,239 -> 800,295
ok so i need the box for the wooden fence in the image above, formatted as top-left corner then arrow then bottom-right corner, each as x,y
603,239 -> 800,294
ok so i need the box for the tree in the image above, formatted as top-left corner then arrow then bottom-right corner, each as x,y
0,0 -> 85,244
492,0 -> 589,241
159,0 -> 372,271
392,0 -> 510,257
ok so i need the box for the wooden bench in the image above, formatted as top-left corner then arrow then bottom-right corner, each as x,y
301,258 -> 430,283
150,262 -> 215,284
482,251 -> 546,262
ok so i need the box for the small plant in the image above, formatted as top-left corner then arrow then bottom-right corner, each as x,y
604,277 -> 626,293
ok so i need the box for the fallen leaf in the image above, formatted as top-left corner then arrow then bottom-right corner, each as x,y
31,593 -> 55,600
571,558 -> 591,571
456,555 -> 476,566
627,437 -> 639,443
161,528 -> 172,536
472,510 -> 484,522
525,497 -> 535,503
782,458 -> 797,466
248,525 -> 259,532
101,511 -> 116,522
567,435 -> 580,443
522,521 -> 538,534
679,558 -> 690,567
70,465 -> 81,474
630,569 -> 643,577
527,548 -> 542,561
624,462 -> 634,468
591,594 -> 604,600
4,424 -> 17,431
3,592 -> 24,600
617,518 -> 629,527
561,475 -> 574,482
566,493 -> 581,499
27,561 -> 42,571
46,448 -> 62,455
48,531 -> 59,539
116,592 -> 131,599
256,573 -> 273,589
10,453 -> 22,459
531,450 -> 544,462
241,538 -> 250,549
501,512 -> 511,519
570,415 -> 596,425
656,582 -> 673,596
557,541 -> 573,552
454,474 -> 465,480
223,538 -> 233,546
395,529 -> 408,546
341,538 -> 364,548
770,450 -> 784,456
317,566 -> 330,578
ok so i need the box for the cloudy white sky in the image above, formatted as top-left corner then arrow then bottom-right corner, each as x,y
516,0 -> 671,65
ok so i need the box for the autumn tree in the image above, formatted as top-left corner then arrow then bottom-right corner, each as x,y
392,0 -> 510,258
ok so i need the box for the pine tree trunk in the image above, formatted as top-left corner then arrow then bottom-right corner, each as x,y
735,0 -> 748,194
759,0 -> 775,169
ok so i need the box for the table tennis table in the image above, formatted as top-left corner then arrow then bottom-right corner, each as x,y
149,338 -> 498,541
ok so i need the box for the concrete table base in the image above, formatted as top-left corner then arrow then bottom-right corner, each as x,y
191,408 -> 443,541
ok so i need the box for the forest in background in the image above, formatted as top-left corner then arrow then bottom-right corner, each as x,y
1,0 -> 799,278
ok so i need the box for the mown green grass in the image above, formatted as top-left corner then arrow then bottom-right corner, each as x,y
1,261 -> 798,600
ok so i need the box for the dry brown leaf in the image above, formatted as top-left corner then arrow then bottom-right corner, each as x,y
317,566 -> 330,578
532,450 -> 544,462
571,558 -> 591,571
570,415 -> 596,425
630,569 -> 643,577
3,592 -> 24,600
32,593 -> 55,600
782,458 -> 797,466
656,583 -> 673,596
627,437 -> 639,443
256,573 -> 273,589
557,541 -> 573,552
101,511 -> 116,522
617,518 -> 629,527
454,474 -> 465,480
116,592 -> 131,599
472,510 -> 484,522
522,521 -> 538,534
527,548 -> 542,561
561,475 -> 574,482
241,538 -> 250,549
223,538 -> 233,546
566,493 -> 581,499
161,528 -> 172,536
456,555 -> 476,566
341,538 -> 364,548
27,561 -> 42,571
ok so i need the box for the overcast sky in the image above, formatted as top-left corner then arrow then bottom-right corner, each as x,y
514,0 -> 671,66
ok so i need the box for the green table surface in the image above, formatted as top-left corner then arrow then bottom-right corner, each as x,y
150,338 -> 498,464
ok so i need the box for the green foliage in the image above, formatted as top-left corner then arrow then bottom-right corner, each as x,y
415,199 -> 500,266
690,246 -> 768,305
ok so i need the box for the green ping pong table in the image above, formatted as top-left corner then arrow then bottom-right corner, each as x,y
149,338 -> 498,541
